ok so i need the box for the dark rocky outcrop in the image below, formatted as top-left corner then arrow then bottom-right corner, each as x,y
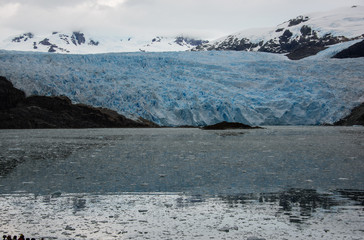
334,103 -> 364,126
193,30 -> 352,60
197,30 -> 353,60
71,32 -> 86,46
174,37 -> 209,47
288,16 -> 309,27
286,46 -> 328,60
39,38 -> 52,46
192,9 -> 364,60
0,77 -> 26,110
88,39 -> 100,46
0,77 -> 158,129
202,121 -> 262,130
38,38 -> 66,53
11,32 -> 34,42
332,40 -> 364,59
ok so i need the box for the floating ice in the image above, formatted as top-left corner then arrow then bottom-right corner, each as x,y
0,191 -> 363,240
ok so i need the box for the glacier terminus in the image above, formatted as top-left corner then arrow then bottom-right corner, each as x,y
0,41 -> 363,126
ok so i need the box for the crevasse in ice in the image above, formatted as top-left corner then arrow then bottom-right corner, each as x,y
0,41 -> 363,126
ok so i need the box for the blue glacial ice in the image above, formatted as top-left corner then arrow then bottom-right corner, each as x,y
0,44 -> 363,126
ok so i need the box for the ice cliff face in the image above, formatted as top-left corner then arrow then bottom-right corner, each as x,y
193,6 -> 364,59
0,41 -> 363,126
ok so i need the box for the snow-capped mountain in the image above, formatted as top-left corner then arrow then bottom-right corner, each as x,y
1,31 -> 208,53
2,6 -> 363,57
193,6 -> 364,59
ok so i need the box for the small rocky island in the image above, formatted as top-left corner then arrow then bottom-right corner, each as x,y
202,121 -> 262,130
0,76 -> 158,129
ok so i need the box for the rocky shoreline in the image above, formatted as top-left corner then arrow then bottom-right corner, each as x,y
334,102 -> 364,126
1,76 -> 363,129
0,76 -> 158,129
201,121 -> 263,130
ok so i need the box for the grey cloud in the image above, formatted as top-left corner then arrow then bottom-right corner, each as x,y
0,0 -> 363,40
0,0 -> 88,7
123,0 -> 157,7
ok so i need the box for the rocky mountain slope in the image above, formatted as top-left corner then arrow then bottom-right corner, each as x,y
0,76 -> 158,129
332,39 -> 364,58
1,31 -> 208,54
193,6 -> 364,59
1,6 -> 363,58
334,102 -> 364,126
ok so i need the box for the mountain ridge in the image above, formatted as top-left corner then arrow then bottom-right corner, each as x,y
193,6 -> 364,59
2,31 -> 208,54
1,6 -> 363,57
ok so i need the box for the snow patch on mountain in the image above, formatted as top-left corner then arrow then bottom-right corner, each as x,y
194,6 -> 364,59
0,42 -> 363,126
1,32 -> 208,53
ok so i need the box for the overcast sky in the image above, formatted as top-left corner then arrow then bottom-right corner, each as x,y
0,0 -> 363,40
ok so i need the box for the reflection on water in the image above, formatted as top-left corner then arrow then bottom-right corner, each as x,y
0,189 -> 363,239
1,127 -> 364,195
0,127 -> 364,239
220,188 -> 364,224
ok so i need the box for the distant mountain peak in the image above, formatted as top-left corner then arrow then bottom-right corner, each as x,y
2,31 -> 208,54
193,6 -> 364,59
2,6 -> 362,57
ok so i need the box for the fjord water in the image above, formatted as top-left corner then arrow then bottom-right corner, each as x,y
1,127 -> 363,239
1,127 -> 364,194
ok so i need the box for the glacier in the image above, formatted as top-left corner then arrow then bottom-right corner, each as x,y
0,43 -> 363,126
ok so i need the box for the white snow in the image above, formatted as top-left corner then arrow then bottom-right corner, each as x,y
0,32 -> 203,54
2,6 -> 363,54
210,6 -> 364,48
0,42 -> 363,126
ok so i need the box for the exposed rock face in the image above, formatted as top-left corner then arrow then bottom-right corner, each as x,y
6,31 -> 208,53
0,77 -> 158,129
202,121 -> 262,130
192,7 -> 364,60
286,46 -> 327,60
288,15 -> 309,27
194,28 -> 353,60
0,76 -> 25,110
334,103 -> 364,126
11,32 -> 34,42
89,39 -> 99,46
9,32 -> 92,53
71,31 -> 86,46
332,40 -> 364,58
39,38 -> 52,46
174,37 -> 209,47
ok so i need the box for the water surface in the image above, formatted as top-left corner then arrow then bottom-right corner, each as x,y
0,127 -> 363,239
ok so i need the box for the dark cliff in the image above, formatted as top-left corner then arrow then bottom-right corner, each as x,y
332,40 -> 364,59
334,103 -> 364,126
0,76 -> 158,129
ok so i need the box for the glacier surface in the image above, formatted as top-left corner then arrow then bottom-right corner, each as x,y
0,44 -> 363,126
